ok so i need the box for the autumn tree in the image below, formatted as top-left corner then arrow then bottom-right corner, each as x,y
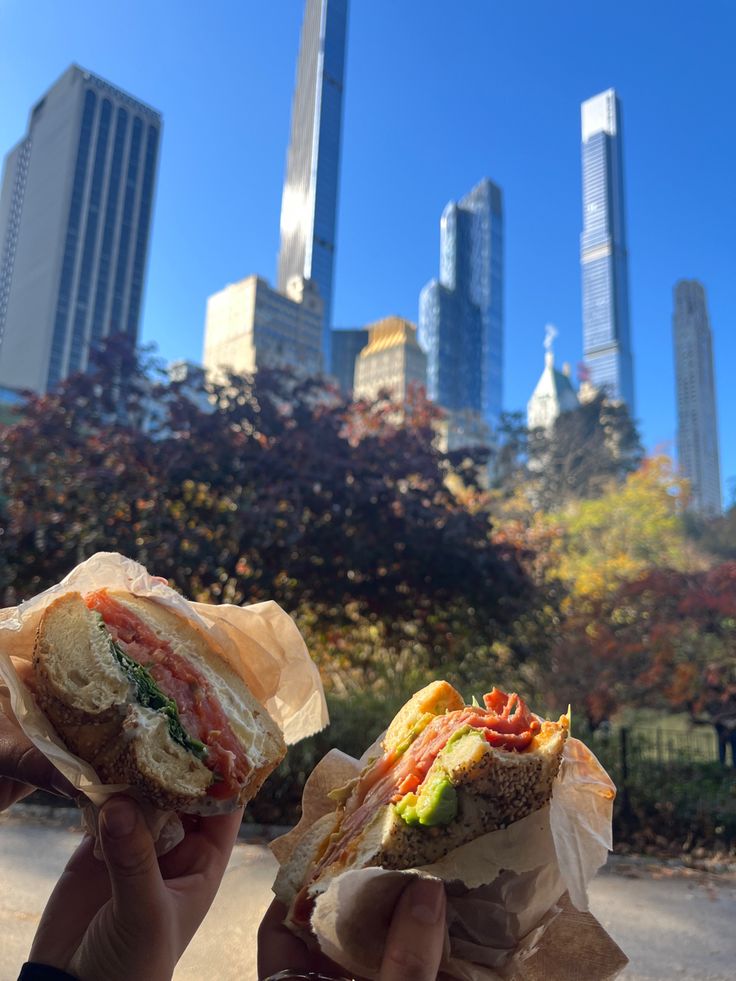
0,340 -> 540,695
538,563 -> 736,728
544,456 -> 694,604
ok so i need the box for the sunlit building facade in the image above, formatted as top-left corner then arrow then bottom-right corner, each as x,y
203,274 -> 323,380
353,316 -> 426,402
527,352 -> 578,432
673,280 -> 722,516
0,65 -> 161,394
277,0 -> 349,367
419,178 -> 503,433
580,88 -> 634,411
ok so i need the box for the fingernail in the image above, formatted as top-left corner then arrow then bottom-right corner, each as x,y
408,878 -> 445,924
102,799 -> 137,839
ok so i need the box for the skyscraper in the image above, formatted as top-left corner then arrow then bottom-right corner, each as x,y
277,0 -> 349,367
203,274 -> 323,381
580,88 -> 634,411
419,178 -> 503,431
673,280 -> 722,515
353,316 -> 427,403
331,326 -> 368,394
0,65 -> 161,394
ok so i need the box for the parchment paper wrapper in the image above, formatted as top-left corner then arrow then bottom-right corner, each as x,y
271,737 -> 628,980
0,552 -> 328,848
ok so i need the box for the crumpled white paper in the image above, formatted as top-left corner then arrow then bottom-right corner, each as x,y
272,736 -> 627,980
0,552 -> 328,845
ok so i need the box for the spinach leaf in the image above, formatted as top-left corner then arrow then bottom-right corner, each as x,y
96,618 -> 207,761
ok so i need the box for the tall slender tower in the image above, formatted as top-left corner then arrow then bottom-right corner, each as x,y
580,88 -> 634,412
277,0 -> 349,368
0,65 -> 161,394
419,178 -> 504,431
673,280 -> 722,515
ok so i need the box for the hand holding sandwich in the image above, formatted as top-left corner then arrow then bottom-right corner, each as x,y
27,796 -> 243,981
0,660 -> 75,811
258,878 -> 447,981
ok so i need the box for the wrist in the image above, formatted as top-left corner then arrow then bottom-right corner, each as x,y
18,964 -> 79,981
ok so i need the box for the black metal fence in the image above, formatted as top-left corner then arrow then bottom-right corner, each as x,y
587,724 -> 719,773
581,725 -> 736,849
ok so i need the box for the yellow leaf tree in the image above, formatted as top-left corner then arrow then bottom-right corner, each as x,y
546,456 -> 697,604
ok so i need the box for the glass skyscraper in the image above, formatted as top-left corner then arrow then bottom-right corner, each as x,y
277,0 -> 349,369
673,280 -> 722,516
419,178 -> 504,430
580,88 -> 634,411
0,65 -> 161,394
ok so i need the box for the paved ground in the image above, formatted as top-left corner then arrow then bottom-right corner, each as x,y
1,809 -> 735,981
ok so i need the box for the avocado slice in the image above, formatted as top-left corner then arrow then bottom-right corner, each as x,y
394,727 -> 488,829
415,771 -> 457,826
395,769 -> 458,828
395,791 -> 420,826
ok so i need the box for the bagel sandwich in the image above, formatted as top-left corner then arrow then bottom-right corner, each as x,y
30,588 -> 286,813
276,680 -> 568,927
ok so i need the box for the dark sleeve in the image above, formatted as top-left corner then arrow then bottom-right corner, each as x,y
18,964 -> 79,981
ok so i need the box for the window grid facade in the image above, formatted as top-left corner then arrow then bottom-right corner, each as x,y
580,90 -> 634,411
419,178 -> 503,432
277,0 -> 349,365
673,280 -> 722,516
203,275 -> 323,382
0,65 -> 161,394
0,137 -> 32,351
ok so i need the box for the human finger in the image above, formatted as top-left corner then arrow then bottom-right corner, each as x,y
257,899 -> 313,977
378,877 -> 446,981
30,835 -> 112,969
0,712 -> 75,799
257,898 -> 347,978
99,796 -> 163,931
158,807 -> 243,881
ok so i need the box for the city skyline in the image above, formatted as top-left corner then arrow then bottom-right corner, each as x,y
0,64 -> 161,393
580,89 -> 635,411
277,0 -> 349,368
1,1 -> 733,499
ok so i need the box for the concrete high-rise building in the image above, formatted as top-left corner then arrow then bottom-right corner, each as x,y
673,280 -> 722,516
353,316 -> 426,402
419,178 -> 503,433
277,0 -> 349,367
580,88 -> 634,411
331,326 -> 368,395
203,275 -> 323,381
0,65 -> 161,394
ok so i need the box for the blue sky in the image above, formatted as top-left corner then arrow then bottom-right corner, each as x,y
1,0 -> 734,501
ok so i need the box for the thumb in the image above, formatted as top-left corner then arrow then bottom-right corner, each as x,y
99,797 -> 162,930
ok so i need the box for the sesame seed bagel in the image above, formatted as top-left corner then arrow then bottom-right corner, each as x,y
31,590 -> 285,813
277,683 -> 568,925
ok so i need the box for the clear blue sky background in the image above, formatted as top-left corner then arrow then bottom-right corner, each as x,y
1,0 -> 734,501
